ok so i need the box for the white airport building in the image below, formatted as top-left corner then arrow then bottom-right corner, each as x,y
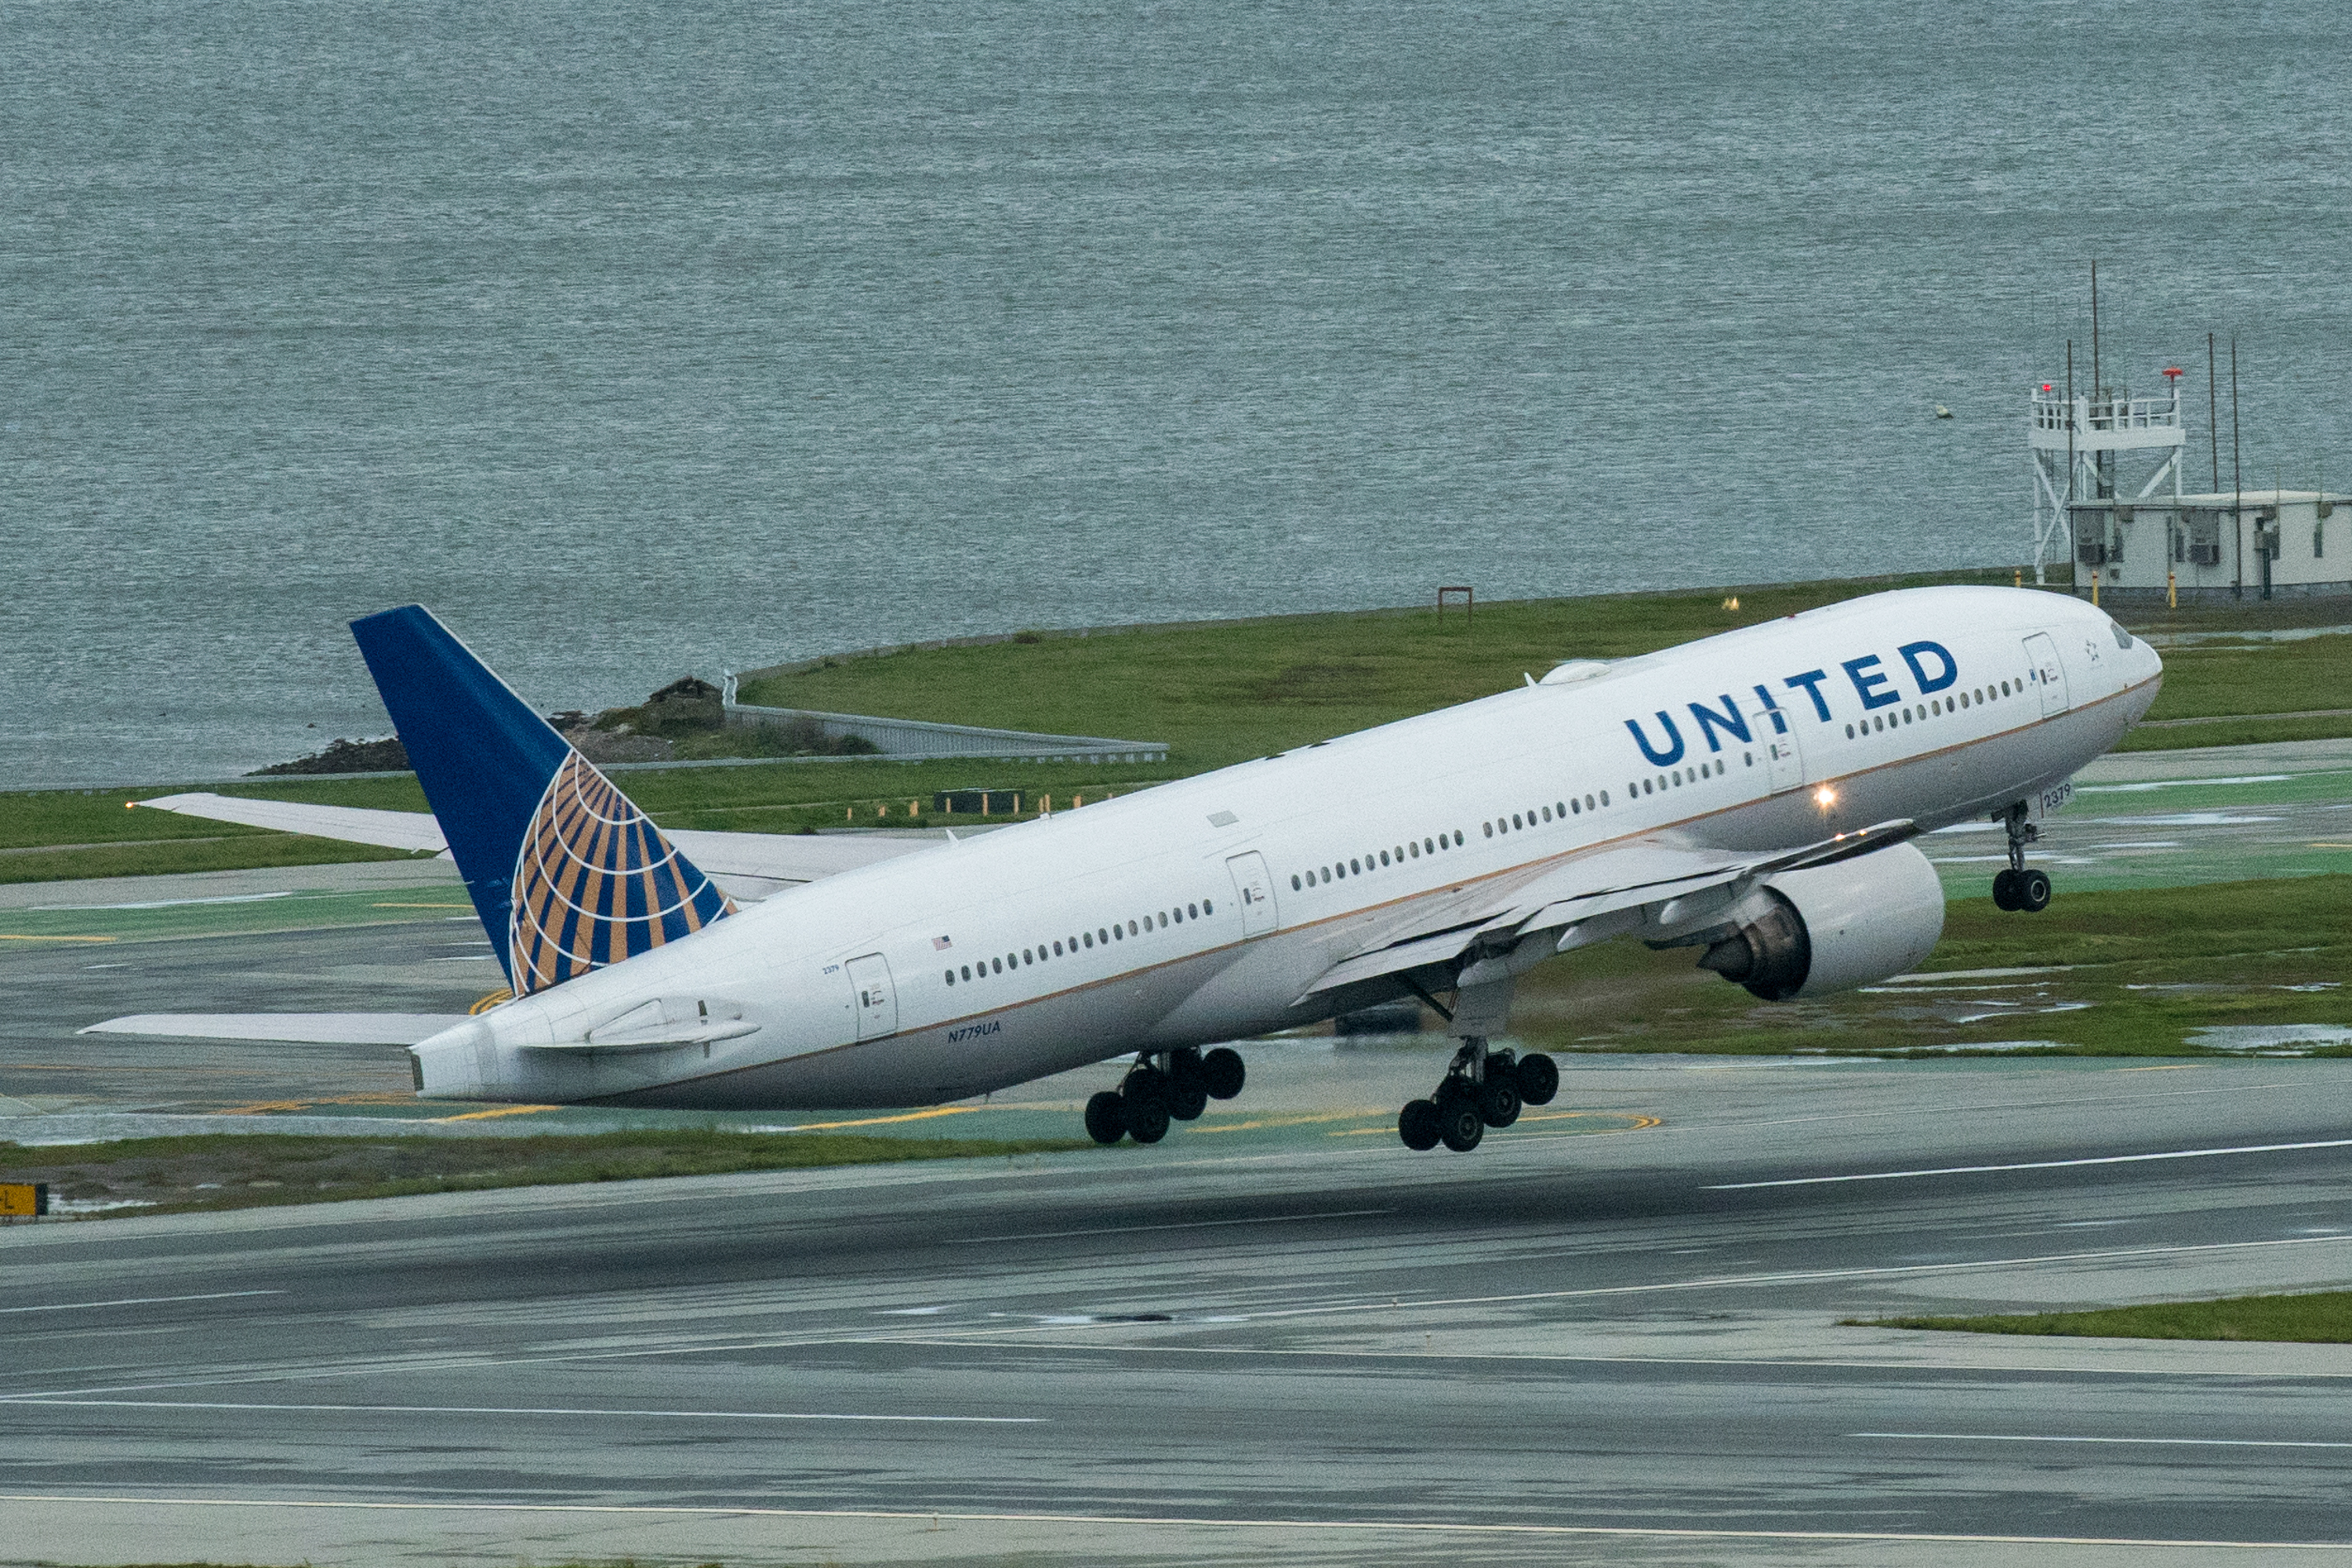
2030,376 -> 2350,603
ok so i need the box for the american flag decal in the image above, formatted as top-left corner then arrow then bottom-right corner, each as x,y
508,753 -> 735,996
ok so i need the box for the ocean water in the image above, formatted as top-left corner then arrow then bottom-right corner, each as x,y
5,0 -> 2350,786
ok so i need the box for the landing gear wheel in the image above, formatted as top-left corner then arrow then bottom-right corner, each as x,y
1166,1076 -> 1209,1121
1165,1052 -> 1209,1120
2016,867 -> 2053,913
1201,1047 -> 1246,1100
1515,1052 -> 1559,1106
1123,1091 -> 1171,1145
1083,1091 -> 1127,1145
1991,868 -> 2020,910
1479,1079 -> 1522,1129
1436,1094 -> 1485,1152
1398,1098 -> 1441,1151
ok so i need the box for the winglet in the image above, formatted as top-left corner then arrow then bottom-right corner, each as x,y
350,606 -> 732,995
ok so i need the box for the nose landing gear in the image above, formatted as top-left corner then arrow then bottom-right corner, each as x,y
1991,802 -> 2053,913
1084,1046 -> 1247,1145
1397,1038 -> 1558,1152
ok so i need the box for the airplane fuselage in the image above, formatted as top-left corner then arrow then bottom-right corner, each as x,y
411,587 -> 2162,1108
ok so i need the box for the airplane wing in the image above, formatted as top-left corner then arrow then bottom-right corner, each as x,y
1303,819 -> 1920,998
132,793 -> 938,898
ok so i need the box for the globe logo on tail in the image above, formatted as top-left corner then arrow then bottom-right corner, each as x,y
508,753 -> 734,995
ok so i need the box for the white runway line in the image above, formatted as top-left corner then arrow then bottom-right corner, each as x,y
1,1493 -> 2346,1550
959,1207 -> 1389,1243
0,1290 -> 285,1316
1708,1137 -> 2352,1189
1859,1432 -> 2352,1450
0,1398 -> 1040,1425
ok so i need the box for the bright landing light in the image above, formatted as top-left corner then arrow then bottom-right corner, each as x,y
1813,786 -> 1838,808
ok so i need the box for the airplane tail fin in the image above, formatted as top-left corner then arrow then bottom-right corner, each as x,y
350,606 -> 733,997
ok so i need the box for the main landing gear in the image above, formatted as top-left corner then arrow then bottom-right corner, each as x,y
1084,1045 -> 1245,1145
1991,802 -> 2052,913
1396,1038 -> 1557,1153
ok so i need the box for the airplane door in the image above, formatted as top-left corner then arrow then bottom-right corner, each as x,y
2024,633 -> 2071,716
847,953 -> 897,1040
1225,851 -> 1279,937
1763,728 -> 1804,794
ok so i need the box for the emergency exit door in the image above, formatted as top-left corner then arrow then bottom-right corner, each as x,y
1226,851 -> 1279,937
2024,633 -> 2071,716
847,953 -> 897,1040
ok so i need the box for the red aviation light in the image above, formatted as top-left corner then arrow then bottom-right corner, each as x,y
2041,383 -> 2054,393
2163,365 -> 2185,379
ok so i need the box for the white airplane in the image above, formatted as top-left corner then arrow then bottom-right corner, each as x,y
107,586 -> 2161,1153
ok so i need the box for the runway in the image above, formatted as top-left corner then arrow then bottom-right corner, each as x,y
5,740 -> 2352,1563
5,1054 -> 2352,1565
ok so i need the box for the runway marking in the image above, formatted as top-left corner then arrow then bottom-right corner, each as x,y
0,1399 -> 1039,1425
0,1494 -> 2343,1550
372,902 -> 470,909
1859,1431 -> 2352,1450
782,1107 -> 977,1131
1646,1076 -> 2302,1141
431,1105 -> 558,1123
956,1208 -> 1390,1244
1708,1137 -> 2352,1189
0,935 -> 115,943
0,1291 -> 284,1316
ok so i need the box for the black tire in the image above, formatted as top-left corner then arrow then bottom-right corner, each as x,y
1398,1098 -> 1441,1151
1479,1079 -> 1522,1129
2017,867 -> 2053,913
1991,868 -> 2020,910
1123,1064 -> 1169,1112
1167,1076 -> 1209,1121
1515,1052 -> 1559,1106
1201,1047 -> 1246,1100
1123,1091 -> 1171,1145
1083,1090 -> 1127,1145
1437,1097 -> 1485,1152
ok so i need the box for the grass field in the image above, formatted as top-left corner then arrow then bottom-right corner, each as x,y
1853,1291 -> 2352,1343
1514,873 -> 2352,1058
13,568 -> 2352,881
0,1127 -> 1083,1219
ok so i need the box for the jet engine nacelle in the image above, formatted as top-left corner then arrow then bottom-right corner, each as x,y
1697,842 -> 1944,1001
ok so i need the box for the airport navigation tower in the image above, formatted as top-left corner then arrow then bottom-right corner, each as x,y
2028,367 -> 2187,585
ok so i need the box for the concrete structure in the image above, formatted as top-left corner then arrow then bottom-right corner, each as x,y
2074,488 -> 2352,603
720,673 -> 1167,763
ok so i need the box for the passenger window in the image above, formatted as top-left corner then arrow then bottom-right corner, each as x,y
1202,899 -> 1212,914
1379,850 -> 1390,866
991,958 -> 1002,974
1051,942 -> 1062,956
1454,829 -> 1465,845
1128,920 -> 1138,935
1291,873 -> 1302,890
1570,798 -> 1580,814
960,964 -> 971,980
1483,822 -> 1494,838
1160,911 -> 1170,927
1598,793 -> 1607,807
945,970 -> 955,985
1188,902 -> 1200,919
1082,932 -> 1092,948
1022,949 -> 1032,964
1407,842 -> 1419,858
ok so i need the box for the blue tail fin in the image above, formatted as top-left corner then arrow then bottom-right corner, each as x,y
350,606 -> 733,996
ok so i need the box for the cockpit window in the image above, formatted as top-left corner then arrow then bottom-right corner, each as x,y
2111,621 -> 2135,650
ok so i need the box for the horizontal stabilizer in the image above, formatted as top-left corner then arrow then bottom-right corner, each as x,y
135,793 -> 450,855
131,796 -> 941,893
79,1013 -> 466,1045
